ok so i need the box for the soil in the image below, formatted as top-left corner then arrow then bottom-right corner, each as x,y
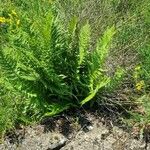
0,107 -> 150,150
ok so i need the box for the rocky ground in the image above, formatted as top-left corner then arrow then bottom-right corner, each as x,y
0,108 -> 149,150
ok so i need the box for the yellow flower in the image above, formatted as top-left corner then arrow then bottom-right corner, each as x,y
16,19 -> 20,26
0,17 -> 11,24
0,17 -> 7,23
136,80 -> 145,91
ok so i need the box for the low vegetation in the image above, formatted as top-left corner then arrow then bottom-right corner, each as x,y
0,0 -> 150,137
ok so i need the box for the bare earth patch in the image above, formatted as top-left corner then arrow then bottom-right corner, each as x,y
0,109 -> 149,150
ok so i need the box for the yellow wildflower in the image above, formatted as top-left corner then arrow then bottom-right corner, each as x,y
16,19 -> 20,26
0,17 -> 7,23
136,80 -> 145,91
0,17 -> 11,24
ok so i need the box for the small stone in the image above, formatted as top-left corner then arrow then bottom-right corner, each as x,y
49,137 -> 67,150
87,125 -> 94,131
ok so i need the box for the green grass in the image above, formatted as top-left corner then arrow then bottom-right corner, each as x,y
0,0 -> 150,137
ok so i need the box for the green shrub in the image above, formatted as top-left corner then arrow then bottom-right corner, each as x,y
0,0 -> 119,135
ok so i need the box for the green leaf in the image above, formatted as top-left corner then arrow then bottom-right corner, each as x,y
78,22 -> 91,66
68,16 -> 78,36
81,77 -> 110,105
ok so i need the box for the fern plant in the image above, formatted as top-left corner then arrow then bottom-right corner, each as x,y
0,0 -> 118,134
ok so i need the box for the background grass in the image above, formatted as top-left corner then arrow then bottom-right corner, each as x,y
0,0 -> 150,137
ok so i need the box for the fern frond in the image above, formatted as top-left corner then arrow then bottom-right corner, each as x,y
96,26 -> 116,64
90,26 -> 115,74
68,16 -> 78,37
81,76 -> 110,105
0,47 -> 18,81
89,26 -> 115,89
80,26 -> 115,105
78,22 -> 91,66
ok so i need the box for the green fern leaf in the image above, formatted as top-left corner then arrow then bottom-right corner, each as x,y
80,77 -> 110,105
96,26 -> 115,64
78,22 -> 91,66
